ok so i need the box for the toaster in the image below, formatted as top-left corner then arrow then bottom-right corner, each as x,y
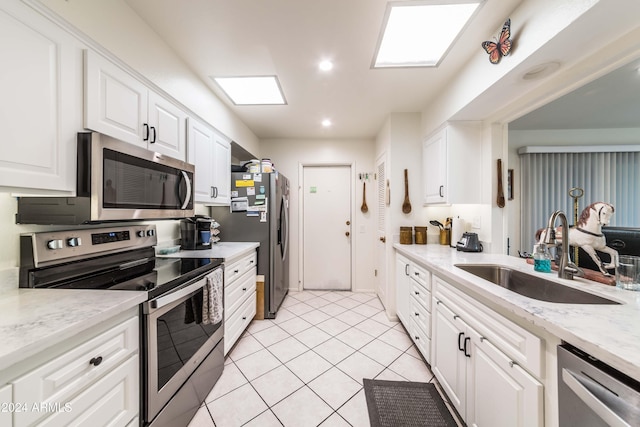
456,232 -> 483,252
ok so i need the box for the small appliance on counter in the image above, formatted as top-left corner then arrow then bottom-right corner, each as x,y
457,232 -> 483,252
180,215 -> 215,250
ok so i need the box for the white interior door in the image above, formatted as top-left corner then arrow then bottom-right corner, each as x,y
303,165 -> 351,290
376,154 -> 388,305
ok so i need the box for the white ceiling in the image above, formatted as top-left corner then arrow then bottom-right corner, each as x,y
124,0 -> 522,140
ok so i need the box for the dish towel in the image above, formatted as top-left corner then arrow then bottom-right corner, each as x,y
203,268 -> 224,325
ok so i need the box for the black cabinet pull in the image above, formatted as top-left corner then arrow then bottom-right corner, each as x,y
242,316 -> 247,320
242,287 -> 247,291
464,337 -> 471,357
234,269 -> 239,273
143,123 -> 150,141
89,356 -> 103,367
439,185 -> 444,198
458,332 -> 465,351
150,126 -> 157,143
414,291 -> 419,295
414,312 -> 419,317
414,335 -> 420,340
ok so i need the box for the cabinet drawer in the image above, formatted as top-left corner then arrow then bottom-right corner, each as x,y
34,355 -> 139,427
411,279 -> 431,311
0,384 -> 11,427
224,291 -> 257,356
410,296 -> 431,338
410,318 -> 431,363
13,317 -> 138,426
225,251 -> 257,285
225,267 -> 257,320
409,263 -> 430,290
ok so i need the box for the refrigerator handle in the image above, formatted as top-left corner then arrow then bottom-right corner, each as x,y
279,194 -> 289,261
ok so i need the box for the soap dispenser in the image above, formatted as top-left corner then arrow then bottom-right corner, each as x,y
533,244 -> 552,273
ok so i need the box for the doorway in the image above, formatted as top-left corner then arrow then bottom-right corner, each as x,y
301,164 -> 352,290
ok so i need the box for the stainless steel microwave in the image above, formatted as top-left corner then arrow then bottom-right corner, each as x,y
16,132 -> 194,224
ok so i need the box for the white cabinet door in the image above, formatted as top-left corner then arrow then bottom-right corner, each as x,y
85,50 -> 148,148
423,128 -> 447,204
432,299 -> 467,417
211,134 -> 231,204
188,117 -> 215,203
466,327 -> 543,427
0,1 -> 80,192
148,91 -> 187,160
395,255 -> 411,325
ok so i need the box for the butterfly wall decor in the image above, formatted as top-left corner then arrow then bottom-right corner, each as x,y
482,18 -> 512,64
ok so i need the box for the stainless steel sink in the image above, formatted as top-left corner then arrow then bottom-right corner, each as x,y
454,264 -> 620,304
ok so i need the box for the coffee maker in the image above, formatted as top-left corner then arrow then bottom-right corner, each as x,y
180,215 -> 213,250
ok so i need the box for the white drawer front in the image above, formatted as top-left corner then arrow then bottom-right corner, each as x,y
35,355 -> 139,427
225,268 -> 257,320
0,384 -> 11,427
410,296 -> 431,338
411,279 -> 431,311
410,318 -> 431,363
224,291 -> 257,356
13,317 -> 138,427
225,251 -> 257,285
409,263 -> 430,290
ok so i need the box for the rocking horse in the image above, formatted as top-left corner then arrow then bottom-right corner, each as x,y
537,202 -> 618,275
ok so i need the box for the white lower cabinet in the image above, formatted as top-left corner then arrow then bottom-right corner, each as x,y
432,277 -> 543,427
5,311 -> 139,427
395,253 -> 431,363
224,250 -> 258,355
0,384 -> 11,426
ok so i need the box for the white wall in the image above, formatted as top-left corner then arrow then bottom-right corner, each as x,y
260,138 -> 376,292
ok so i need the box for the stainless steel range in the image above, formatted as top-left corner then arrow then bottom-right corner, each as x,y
19,224 -> 224,427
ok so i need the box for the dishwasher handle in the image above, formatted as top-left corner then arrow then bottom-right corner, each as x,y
562,368 -> 637,427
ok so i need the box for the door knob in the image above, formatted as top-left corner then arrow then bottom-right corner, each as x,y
346,220 -> 351,225
345,231 -> 350,237
380,236 -> 386,243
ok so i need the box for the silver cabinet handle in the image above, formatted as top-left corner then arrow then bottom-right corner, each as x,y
562,368 -> 636,427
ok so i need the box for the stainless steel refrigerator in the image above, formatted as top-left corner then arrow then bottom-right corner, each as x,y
211,172 -> 289,319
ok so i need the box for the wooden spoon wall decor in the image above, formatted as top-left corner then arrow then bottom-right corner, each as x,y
402,169 -> 412,214
361,181 -> 368,213
497,159 -> 506,208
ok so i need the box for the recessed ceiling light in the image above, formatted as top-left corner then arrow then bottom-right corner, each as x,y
212,76 -> 286,105
322,119 -> 332,127
319,60 -> 334,71
373,1 -> 482,68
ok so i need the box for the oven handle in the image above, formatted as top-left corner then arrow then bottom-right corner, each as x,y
146,276 -> 206,313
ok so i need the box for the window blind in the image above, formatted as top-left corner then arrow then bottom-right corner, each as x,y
519,150 -> 640,252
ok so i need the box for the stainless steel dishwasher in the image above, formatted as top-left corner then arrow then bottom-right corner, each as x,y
558,344 -> 640,426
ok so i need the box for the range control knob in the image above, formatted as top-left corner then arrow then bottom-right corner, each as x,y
67,237 -> 82,247
146,229 -> 155,237
137,231 -> 146,238
46,239 -> 63,250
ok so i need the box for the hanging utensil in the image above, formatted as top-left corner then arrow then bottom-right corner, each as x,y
361,181 -> 368,213
402,169 -> 412,214
497,159 -> 506,208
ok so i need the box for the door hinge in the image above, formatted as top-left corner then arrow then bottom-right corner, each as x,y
374,269 -> 378,277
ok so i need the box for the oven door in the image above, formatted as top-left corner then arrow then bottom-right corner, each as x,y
143,268 -> 223,423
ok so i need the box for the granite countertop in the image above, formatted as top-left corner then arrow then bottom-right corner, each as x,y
160,241 -> 259,260
0,288 -> 147,371
394,243 -> 640,380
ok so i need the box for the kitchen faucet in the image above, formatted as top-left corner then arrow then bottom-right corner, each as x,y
542,210 -> 584,280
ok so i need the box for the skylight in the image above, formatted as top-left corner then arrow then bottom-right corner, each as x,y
373,1 -> 481,68
212,76 -> 286,105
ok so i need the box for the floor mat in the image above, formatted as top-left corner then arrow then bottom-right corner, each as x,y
363,379 -> 458,427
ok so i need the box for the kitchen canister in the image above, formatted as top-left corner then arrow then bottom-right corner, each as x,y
414,226 -> 427,244
261,158 -> 273,173
439,229 -> 451,245
400,227 -> 413,244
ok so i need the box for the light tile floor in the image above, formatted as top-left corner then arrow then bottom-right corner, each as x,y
188,290 -> 464,427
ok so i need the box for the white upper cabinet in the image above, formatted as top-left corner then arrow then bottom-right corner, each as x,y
188,118 -> 231,205
0,1 -> 81,193
423,122 -> 482,205
84,50 -> 186,160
